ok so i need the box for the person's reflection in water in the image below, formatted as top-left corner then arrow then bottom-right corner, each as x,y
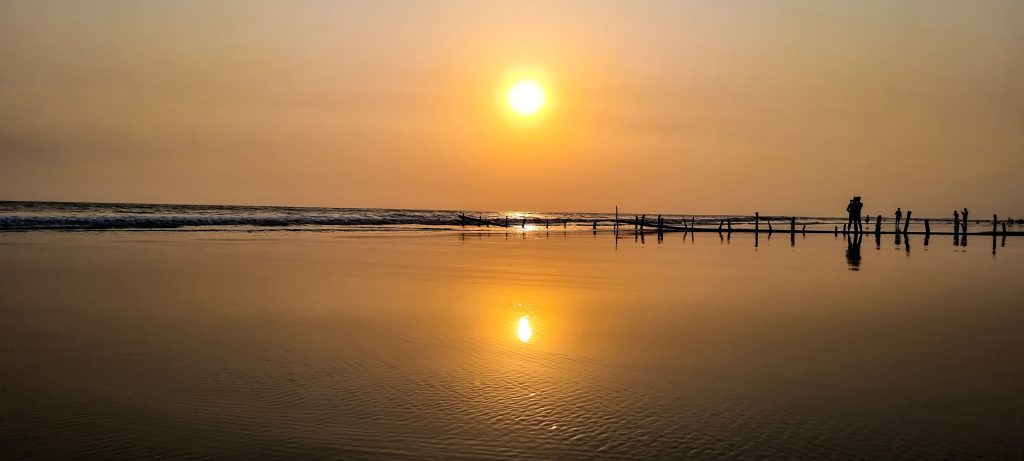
845,233 -> 863,271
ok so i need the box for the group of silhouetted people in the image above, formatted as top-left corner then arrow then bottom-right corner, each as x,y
953,208 -> 969,234
846,197 -> 864,233
844,198 -> 1007,236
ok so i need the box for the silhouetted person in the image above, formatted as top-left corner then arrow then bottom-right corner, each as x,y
894,208 -> 903,232
846,199 -> 856,232
846,197 -> 864,234
962,208 -> 969,234
845,233 -> 862,271
953,210 -> 960,236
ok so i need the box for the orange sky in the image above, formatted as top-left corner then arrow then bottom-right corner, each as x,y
1,1 -> 1022,217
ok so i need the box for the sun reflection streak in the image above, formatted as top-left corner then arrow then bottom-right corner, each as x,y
517,316 -> 533,343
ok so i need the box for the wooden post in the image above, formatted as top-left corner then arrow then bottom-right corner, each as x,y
925,219 -> 931,236
1002,222 -> 1007,236
522,218 -> 526,229
834,225 -> 838,235
614,206 -> 619,232
718,220 -> 724,232
545,220 -> 549,228
875,215 -> 882,236
640,214 -> 646,232
790,217 -> 795,234
727,219 -> 732,232
843,223 -> 847,235
993,215 -> 998,235
505,217 -> 509,227
657,214 -> 663,234
903,211 -> 911,234
802,224 -> 806,234
755,212 -> 760,233
766,218 -> 773,233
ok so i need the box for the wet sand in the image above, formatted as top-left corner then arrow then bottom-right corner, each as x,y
1,230 -> 1022,459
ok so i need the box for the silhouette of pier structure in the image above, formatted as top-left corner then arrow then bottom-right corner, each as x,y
458,212 -> 1022,237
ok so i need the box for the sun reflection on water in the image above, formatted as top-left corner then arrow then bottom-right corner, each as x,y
517,316 -> 533,343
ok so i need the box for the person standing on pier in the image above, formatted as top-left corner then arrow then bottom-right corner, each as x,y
953,210 -> 960,235
846,197 -> 864,234
894,208 -> 903,232
846,198 -> 856,232
962,208 -> 969,233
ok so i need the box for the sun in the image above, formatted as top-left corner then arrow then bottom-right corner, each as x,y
506,80 -> 546,117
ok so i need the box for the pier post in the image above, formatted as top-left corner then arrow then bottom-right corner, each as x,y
522,218 -> 526,229
843,223 -> 847,235
767,218 -> 773,233
875,215 -> 882,236
992,216 -> 997,254
755,212 -> 760,233
718,220 -> 723,233
834,225 -> 838,235
1003,222 -> 1008,237
657,215 -> 663,234
790,217 -> 795,234
641,214 -> 646,232
802,224 -> 806,234
727,219 -> 732,232
924,219 -> 930,236
903,211 -> 912,234
505,217 -> 509,227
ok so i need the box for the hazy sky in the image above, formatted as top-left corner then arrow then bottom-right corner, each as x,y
2,0 -> 1022,216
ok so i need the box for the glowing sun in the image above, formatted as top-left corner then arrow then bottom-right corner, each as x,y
506,80 -> 546,117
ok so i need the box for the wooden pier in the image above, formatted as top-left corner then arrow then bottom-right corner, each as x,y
458,213 -> 1024,237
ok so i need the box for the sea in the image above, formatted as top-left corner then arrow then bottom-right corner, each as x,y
0,201 -> 944,232
1,200 -> 1021,459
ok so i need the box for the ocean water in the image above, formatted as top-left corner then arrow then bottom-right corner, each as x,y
1,225 -> 1022,459
0,201 -> 966,232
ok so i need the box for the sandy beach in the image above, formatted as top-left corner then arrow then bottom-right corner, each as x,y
1,230 -> 1022,459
